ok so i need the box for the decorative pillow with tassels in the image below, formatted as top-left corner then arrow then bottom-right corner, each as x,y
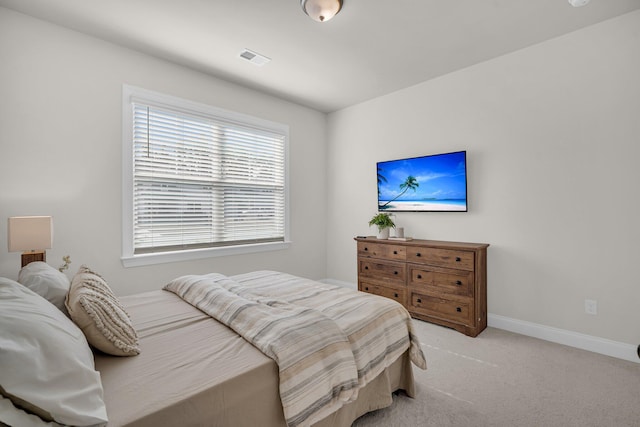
66,265 -> 140,356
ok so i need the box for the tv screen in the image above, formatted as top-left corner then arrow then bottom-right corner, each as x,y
377,151 -> 467,212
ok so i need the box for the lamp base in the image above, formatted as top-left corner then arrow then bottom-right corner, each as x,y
21,251 -> 46,268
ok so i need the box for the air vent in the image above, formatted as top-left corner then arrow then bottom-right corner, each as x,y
568,0 -> 590,7
239,49 -> 271,66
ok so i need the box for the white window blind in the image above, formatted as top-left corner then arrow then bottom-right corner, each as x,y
130,98 -> 286,255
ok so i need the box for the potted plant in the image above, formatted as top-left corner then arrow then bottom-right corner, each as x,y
369,212 -> 395,240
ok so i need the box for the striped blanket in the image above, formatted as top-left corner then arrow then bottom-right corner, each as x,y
164,270 -> 426,427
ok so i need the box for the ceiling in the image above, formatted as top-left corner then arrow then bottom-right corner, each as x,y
1,0 -> 639,112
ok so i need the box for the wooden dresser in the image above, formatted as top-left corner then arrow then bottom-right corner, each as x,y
355,237 -> 489,337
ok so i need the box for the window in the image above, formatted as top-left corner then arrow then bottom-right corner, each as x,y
122,85 -> 289,267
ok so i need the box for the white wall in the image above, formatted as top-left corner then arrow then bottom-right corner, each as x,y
2,5 -> 638,352
0,8 -> 328,295
327,11 -> 640,346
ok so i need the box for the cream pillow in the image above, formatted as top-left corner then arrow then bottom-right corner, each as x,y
66,266 -> 140,356
18,261 -> 70,315
0,277 -> 108,426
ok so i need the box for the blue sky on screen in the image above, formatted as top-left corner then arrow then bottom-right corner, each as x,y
377,151 -> 467,201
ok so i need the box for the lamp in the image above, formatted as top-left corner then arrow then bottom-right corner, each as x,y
301,0 -> 342,22
8,216 -> 53,268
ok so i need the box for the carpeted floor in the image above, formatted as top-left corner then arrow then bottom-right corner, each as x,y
353,320 -> 640,427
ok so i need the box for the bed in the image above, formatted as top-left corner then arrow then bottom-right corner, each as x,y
0,267 -> 426,427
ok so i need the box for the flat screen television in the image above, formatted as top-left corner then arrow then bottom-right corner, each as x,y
377,150 -> 467,212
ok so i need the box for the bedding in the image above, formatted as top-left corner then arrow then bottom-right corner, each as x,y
0,277 -> 107,427
2,269 -> 425,427
164,270 -> 426,427
96,284 -> 420,427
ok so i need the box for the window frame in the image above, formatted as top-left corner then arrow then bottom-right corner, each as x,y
121,85 -> 290,268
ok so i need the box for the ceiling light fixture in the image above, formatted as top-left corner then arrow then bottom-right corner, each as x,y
568,0 -> 590,7
301,0 -> 343,22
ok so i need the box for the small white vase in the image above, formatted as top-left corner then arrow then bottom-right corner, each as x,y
377,228 -> 390,240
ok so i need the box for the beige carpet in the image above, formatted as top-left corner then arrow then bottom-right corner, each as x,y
353,320 -> 640,427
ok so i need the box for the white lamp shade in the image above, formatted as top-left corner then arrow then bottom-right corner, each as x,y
301,0 -> 342,22
7,216 -> 53,252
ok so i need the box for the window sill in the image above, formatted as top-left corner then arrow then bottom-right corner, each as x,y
121,241 -> 292,268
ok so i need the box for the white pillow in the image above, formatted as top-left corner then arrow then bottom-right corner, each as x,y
18,261 -> 70,315
0,394 -> 62,427
66,266 -> 140,357
0,277 -> 108,426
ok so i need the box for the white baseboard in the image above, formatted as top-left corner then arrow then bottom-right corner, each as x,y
488,313 -> 639,364
320,278 -> 639,364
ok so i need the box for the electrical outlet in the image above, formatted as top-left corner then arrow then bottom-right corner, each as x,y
585,299 -> 597,315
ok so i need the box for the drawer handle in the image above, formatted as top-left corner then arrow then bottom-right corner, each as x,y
417,298 -> 422,303
417,274 -> 422,279
455,257 -> 461,262
365,287 -> 369,291
456,280 -> 462,286
393,250 -> 398,254
364,247 -> 368,251
393,271 -> 398,275
456,307 -> 462,312
416,252 -> 421,257
394,293 -> 399,298
364,266 -> 369,270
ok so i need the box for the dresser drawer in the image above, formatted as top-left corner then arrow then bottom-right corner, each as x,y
409,291 -> 472,326
409,266 -> 474,297
359,281 -> 406,306
358,259 -> 406,285
406,247 -> 474,271
358,241 -> 406,261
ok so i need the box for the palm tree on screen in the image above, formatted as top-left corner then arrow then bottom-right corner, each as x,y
380,175 -> 419,208
377,167 -> 387,199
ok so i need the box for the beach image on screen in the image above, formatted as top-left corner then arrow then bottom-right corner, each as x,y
377,151 -> 467,212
